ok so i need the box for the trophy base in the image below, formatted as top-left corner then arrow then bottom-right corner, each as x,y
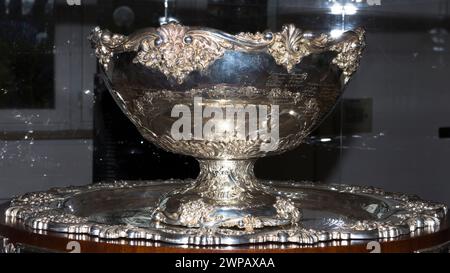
152,191 -> 299,231
152,160 -> 300,230
5,180 -> 447,246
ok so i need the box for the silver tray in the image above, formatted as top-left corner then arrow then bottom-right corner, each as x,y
5,180 -> 447,246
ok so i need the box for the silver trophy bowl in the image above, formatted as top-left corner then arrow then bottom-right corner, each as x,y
89,22 -> 365,231
4,23 -> 447,246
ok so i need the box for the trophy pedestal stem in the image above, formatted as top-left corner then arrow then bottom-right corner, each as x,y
152,159 -> 301,230
195,159 -> 259,203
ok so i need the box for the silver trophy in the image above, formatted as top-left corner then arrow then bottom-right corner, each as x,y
89,22 -> 366,230
5,23 -> 447,245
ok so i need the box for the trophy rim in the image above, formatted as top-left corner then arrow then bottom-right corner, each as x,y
89,22 -> 366,84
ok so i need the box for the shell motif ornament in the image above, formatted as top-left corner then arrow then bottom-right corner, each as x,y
89,22 -> 365,84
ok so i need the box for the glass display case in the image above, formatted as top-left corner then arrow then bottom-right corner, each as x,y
0,0 -> 449,253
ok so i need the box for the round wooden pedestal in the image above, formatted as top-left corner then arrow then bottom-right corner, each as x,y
1,204 -> 449,253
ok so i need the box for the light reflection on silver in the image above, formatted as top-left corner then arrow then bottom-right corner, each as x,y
85,22 -> 366,234
4,180 -> 447,246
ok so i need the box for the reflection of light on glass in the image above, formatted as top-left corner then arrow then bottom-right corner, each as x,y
159,0 -> 178,25
344,3 -> 357,15
330,29 -> 344,38
330,2 -> 357,15
330,3 -> 343,15
320,138 -> 332,142
429,28 -> 448,53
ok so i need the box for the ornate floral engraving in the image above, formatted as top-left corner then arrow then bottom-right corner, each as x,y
4,181 -> 447,246
126,86 -> 321,159
330,28 -> 366,83
238,216 -> 263,232
152,160 -> 300,230
262,24 -> 365,81
154,199 -> 217,228
89,27 -> 128,70
134,24 -> 231,83
90,23 -> 365,83
274,197 -> 301,224
265,24 -> 311,72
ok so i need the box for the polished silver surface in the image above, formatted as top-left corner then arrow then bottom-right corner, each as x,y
5,180 -> 447,245
0,235 -> 17,253
88,22 -> 367,230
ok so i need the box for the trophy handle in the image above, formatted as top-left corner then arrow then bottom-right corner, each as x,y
89,23 -> 365,83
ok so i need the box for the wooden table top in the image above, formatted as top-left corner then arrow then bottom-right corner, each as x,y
1,203 -> 449,253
